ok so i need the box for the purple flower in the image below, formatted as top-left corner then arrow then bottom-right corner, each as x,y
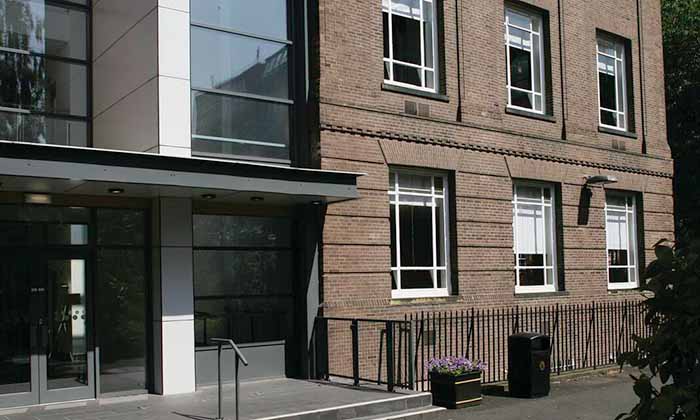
426,356 -> 486,376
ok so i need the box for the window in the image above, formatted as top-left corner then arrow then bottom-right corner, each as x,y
605,194 -> 639,289
0,0 -> 90,146
193,215 -> 294,346
512,182 -> 558,293
190,0 -> 292,163
382,0 -> 438,92
389,170 -> 450,298
597,35 -> 628,131
505,6 -> 545,114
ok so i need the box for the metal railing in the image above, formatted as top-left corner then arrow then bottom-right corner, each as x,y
211,338 -> 249,420
311,301 -> 649,393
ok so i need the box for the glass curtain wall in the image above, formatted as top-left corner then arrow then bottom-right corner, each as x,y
190,0 -> 293,163
95,209 -> 148,394
0,0 -> 90,146
193,214 -> 294,347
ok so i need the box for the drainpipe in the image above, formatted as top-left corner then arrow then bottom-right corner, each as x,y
557,0 -> 567,140
455,0 -> 463,122
636,0 -> 648,154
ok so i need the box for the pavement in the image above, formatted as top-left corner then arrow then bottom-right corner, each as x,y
434,369 -> 640,420
0,369 -> 642,420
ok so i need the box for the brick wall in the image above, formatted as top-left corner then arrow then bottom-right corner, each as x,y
312,0 -> 674,319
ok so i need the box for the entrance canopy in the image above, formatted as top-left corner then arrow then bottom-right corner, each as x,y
0,142 -> 361,205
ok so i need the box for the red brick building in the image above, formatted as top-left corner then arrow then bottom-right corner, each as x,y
311,0 -> 673,319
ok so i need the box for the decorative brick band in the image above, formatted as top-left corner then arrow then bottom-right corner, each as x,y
320,123 -> 673,179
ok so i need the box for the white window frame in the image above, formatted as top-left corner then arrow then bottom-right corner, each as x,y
382,0 -> 438,93
512,182 -> 558,294
504,6 -> 546,114
597,35 -> 628,131
605,193 -> 639,290
389,170 -> 450,299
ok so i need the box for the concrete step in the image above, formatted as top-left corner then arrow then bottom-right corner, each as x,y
352,406 -> 447,420
252,391 -> 434,420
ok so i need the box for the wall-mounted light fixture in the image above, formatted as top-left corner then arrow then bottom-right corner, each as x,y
584,175 -> 618,186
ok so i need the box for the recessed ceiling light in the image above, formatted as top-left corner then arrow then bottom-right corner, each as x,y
201,194 -> 216,200
108,188 -> 125,195
311,200 -> 323,206
24,193 -> 52,205
250,196 -> 264,202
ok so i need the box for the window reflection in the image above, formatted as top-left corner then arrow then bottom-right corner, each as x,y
0,0 -> 89,146
193,215 -> 294,347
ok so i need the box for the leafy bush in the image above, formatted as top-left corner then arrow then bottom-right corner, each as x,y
617,240 -> 700,420
427,356 -> 486,376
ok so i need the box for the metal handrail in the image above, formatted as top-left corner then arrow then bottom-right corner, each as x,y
211,338 -> 250,420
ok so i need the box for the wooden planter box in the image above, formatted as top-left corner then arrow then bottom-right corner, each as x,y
429,371 -> 482,409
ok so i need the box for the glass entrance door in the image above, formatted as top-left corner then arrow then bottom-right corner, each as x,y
0,251 -> 94,408
39,253 -> 94,403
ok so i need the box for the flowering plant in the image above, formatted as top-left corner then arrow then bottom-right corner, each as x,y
427,356 -> 486,376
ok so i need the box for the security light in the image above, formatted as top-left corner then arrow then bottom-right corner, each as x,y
584,175 -> 618,185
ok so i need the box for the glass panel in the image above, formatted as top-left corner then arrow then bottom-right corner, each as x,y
608,249 -> 629,266
423,1 -> 434,68
400,270 -> 433,289
518,254 -> 544,267
398,205 -> 433,267
392,62 -> 421,86
191,0 -> 288,40
601,109 -> 617,127
192,92 -> 290,161
391,0 -> 421,18
616,60 -> 626,128
20,114 -> 88,146
0,53 -> 87,116
0,1 -> 88,60
46,259 -> 88,390
515,204 -> 545,255
544,206 -> 553,266
519,269 -> 545,286
509,46 -> 532,90
508,26 -> 531,50
598,39 -> 616,57
532,33 -> 542,93
511,89 -> 533,109
436,269 -> 447,289
516,185 -> 543,201
194,296 -> 293,346
191,27 -> 289,100
507,10 -> 531,30
599,67 -> 616,111
383,12 -> 390,59
398,173 -> 432,192
0,221 -> 42,245
390,205 -> 397,267
425,70 -> 435,90
193,215 -> 291,248
609,267 -> 629,283
0,255 -> 32,395
97,209 -> 145,246
194,250 -> 293,297
96,249 -> 147,393
46,224 -> 88,245
391,14 -> 421,65
606,210 -> 628,252
436,198 -> 445,266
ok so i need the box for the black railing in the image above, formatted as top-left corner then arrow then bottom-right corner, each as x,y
312,301 -> 649,392
211,338 -> 249,420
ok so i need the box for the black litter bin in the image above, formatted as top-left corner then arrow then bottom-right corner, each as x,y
508,333 -> 551,398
